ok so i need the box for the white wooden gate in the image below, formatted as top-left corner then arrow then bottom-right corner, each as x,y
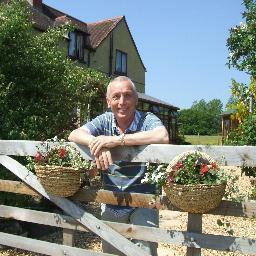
0,140 -> 256,256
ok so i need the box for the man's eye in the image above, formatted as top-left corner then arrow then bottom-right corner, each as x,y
112,95 -> 119,100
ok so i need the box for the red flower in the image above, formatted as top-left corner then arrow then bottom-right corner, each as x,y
211,163 -> 217,169
59,148 -> 66,159
34,152 -> 43,162
200,164 -> 209,176
175,162 -> 183,169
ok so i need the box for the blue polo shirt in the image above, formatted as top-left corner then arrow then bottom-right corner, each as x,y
83,110 -> 164,216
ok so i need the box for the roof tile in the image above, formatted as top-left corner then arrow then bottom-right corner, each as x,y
87,16 -> 123,49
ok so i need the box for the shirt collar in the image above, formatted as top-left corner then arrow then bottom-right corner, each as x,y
112,110 -> 141,135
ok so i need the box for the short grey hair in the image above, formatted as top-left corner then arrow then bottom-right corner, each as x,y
106,76 -> 138,99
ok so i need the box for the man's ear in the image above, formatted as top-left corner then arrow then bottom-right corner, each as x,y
106,97 -> 111,108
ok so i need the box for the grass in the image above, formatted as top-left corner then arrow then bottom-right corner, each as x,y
184,135 -> 222,145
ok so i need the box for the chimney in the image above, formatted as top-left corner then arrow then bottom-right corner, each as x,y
28,0 -> 43,10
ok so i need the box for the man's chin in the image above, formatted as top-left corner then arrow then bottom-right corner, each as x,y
116,113 -> 127,119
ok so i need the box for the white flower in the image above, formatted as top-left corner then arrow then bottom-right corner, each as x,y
141,173 -> 150,184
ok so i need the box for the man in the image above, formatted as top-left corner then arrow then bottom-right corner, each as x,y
68,76 -> 169,256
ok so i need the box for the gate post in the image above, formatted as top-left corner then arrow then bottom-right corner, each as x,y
186,213 -> 202,256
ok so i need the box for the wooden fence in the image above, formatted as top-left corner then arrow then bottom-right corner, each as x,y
0,140 -> 256,256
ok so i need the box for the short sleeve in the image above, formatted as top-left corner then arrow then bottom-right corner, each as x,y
142,112 -> 165,131
82,115 -> 104,136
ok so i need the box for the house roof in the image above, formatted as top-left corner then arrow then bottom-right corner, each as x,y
138,92 -> 179,110
221,109 -> 237,117
30,5 -> 53,31
29,3 -> 89,33
43,4 -> 88,33
87,16 -> 123,49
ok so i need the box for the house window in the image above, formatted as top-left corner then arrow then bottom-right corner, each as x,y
68,31 -> 84,61
115,50 -> 127,74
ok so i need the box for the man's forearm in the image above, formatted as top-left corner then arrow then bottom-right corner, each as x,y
68,127 -> 95,146
123,127 -> 169,146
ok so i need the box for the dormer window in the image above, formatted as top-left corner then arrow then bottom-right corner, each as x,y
115,50 -> 127,75
68,31 -> 85,61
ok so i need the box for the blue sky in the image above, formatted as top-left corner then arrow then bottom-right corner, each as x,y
44,0 -> 250,110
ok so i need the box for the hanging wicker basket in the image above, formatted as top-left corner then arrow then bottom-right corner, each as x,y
164,182 -> 226,213
35,165 -> 81,197
164,151 -> 226,213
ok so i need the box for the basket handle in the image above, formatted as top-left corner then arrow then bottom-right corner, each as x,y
166,150 -> 216,173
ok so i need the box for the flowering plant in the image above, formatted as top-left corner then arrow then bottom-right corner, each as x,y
27,137 -> 94,171
142,152 -> 227,193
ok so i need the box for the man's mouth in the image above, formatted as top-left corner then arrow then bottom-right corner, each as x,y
118,108 -> 128,113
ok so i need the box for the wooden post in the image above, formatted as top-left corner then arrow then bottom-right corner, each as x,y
186,213 -> 202,256
63,228 -> 74,246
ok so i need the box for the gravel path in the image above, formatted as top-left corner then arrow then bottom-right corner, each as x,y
1,167 -> 255,256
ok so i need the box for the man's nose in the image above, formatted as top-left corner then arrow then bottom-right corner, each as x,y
119,94 -> 125,104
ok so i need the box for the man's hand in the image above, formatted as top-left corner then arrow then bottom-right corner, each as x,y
94,148 -> 113,170
89,135 -> 119,156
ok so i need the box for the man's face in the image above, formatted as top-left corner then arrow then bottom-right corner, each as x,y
107,80 -> 138,123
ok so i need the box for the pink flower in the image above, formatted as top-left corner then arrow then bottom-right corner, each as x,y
34,152 -> 43,162
59,148 -> 66,159
167,175 -> 174,183
175,162 -> 183,169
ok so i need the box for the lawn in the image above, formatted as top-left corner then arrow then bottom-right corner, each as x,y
184,135 -> 222,145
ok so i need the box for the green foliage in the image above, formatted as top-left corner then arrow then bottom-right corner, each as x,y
250,185 -> 256,199
226,78 -> 256,122
179,99 -> 223,135
0,0 -> 109,140
225,114 -> 256,178
227,0 -> 256,77
217,218 -> 234,235
225,113 -> 256,145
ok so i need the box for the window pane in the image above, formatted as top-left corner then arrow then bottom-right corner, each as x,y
116,51 -> 122,72
77,34 -> 84,60
122,52 -> 127,73
68,32 -> 76,57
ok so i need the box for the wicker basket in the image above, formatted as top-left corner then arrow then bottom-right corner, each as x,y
35,165 -> 81,197
164,182 -> 226,213
164,150 -> 226,213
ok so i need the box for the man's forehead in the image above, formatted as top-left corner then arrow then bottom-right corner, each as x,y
110,81 -> 133,92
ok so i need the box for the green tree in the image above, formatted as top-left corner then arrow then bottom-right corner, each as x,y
0,0 -> 109,140
227,0 -> 256,77
179,99 -> 223,135
225,0 -> 256,179
226,78 -> 256,122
